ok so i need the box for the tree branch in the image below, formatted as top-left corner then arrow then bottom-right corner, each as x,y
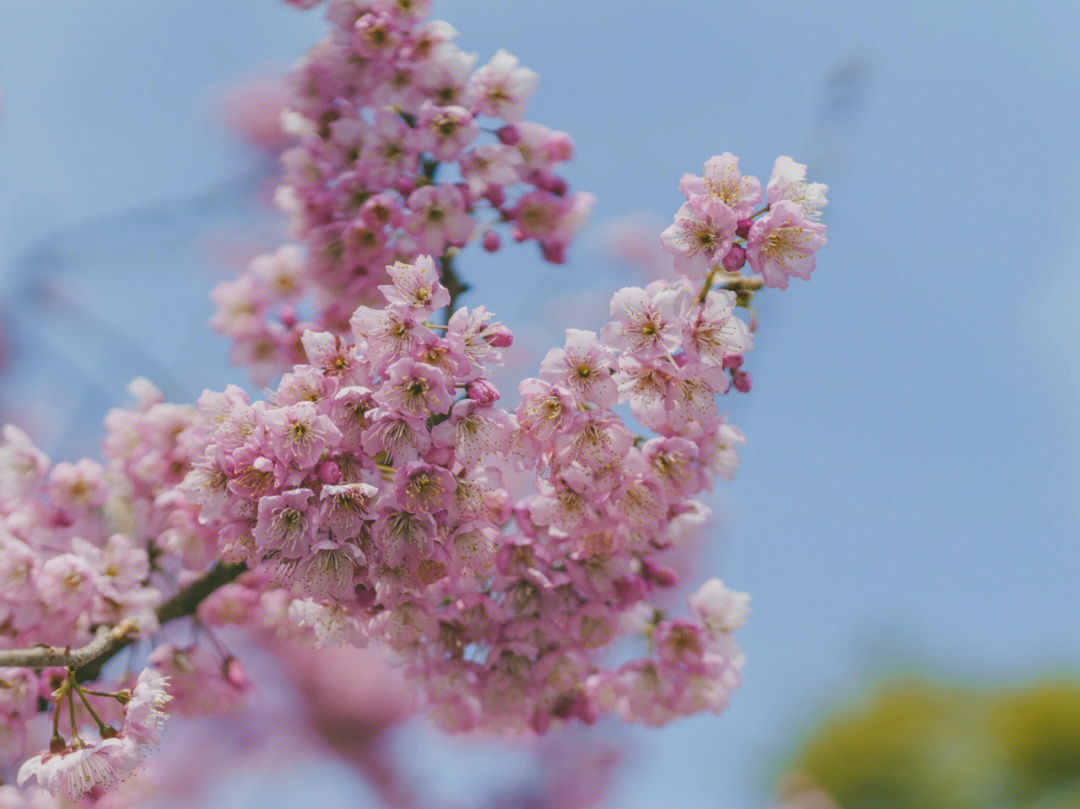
441,252 -> 469,320
0,562 -> 247,677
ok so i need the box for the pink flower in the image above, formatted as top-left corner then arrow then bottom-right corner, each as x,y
393,461 -> 456,513
254,488 -> 318,558
431,399 -> 514,468
375,358 -> 453,419
349,305 -> 433,372
372,507 -> 437,567
377,255 -> 451,316
539,329 -> 617,407
320,482 -> 377,541
18,738 -> 142,798
600,285 -> 689,360
264,402 -> 342,470
123,667 -> 173,744
464,49 -> 539,123
405,184 -> 476,254
688,579 -> 750,637
680,152 -> 762,218
682,289 -> 752,366
766,156 -> 828,217
746,200 -> 827,290
660,196 -> 737,278
414,101 -> 478,160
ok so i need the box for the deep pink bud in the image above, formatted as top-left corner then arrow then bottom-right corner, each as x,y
317,460 -> 342,484
467,378 -> 501,404
722,353 -> 743,369
642,558 -> 679,587
533,170 -> 566,196
482,230 -> 502,252
395,175 -> 416,196
496,124 -> 521,145
721,244 -> 747,272
733,371 -> 752,393
485,324 -> 513,348
484,186 -> 506,208
735,218 -> 753,240
541,242 -> 566,264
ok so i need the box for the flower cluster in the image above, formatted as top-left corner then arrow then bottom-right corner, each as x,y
0,425 -> 160,657
662,153 -> 827,290
0,383 -> 224,798
0,0 -> 832,799
16,669 -> 170,800
211,0 -> 594,382
183,233 -> 770,730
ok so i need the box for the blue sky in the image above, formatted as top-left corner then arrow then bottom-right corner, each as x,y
2,2 -> 1079,807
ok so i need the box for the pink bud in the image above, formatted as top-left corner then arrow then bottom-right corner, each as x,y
641,557 -> 679,587
484,185 -> 506,208
541,242 -> 566,264
482,230 -> 502,252
532,170 -> 566,196
394,175 -> 416,196
467,378 -> 501,404
721,244 -> 747,272
225,657 -> 251,690
735,218 -> 753,240
722,353 -> 743,369
484,324 -> 513,348
278,305 -> 298,328
733,371 -> 752,393
496,124 -> 521,145
317,460 -> 342,484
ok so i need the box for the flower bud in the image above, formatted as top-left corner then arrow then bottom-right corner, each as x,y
467,379 -> 501,404
225,657 -> 251,690
484,324 -> 514,348
278,305 -> 298,328
317,460 -> 342,485
722,353 -> 743,369
482,230 -> 502,252
735,218 -> 753,240
496,124 -> 520,145
721,244 -> 747,272
733,371 -> 752,393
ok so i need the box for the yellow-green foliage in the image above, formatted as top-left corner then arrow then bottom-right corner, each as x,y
790,678 -> 1080,809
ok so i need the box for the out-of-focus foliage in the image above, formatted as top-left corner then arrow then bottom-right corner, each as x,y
782,678 -> 1080,809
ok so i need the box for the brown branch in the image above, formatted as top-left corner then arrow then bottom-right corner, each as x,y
441,252 -> 470,320
0,562 -> 247,678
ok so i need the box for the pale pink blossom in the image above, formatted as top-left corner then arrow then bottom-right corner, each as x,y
746,200 -> 827,289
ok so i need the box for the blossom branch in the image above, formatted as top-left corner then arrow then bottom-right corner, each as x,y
0,562 -> 247,675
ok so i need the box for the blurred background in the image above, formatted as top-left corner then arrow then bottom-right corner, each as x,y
1,1 -> 1079,807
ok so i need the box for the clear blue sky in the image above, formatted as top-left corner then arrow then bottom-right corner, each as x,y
2,2 -> 1079,807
